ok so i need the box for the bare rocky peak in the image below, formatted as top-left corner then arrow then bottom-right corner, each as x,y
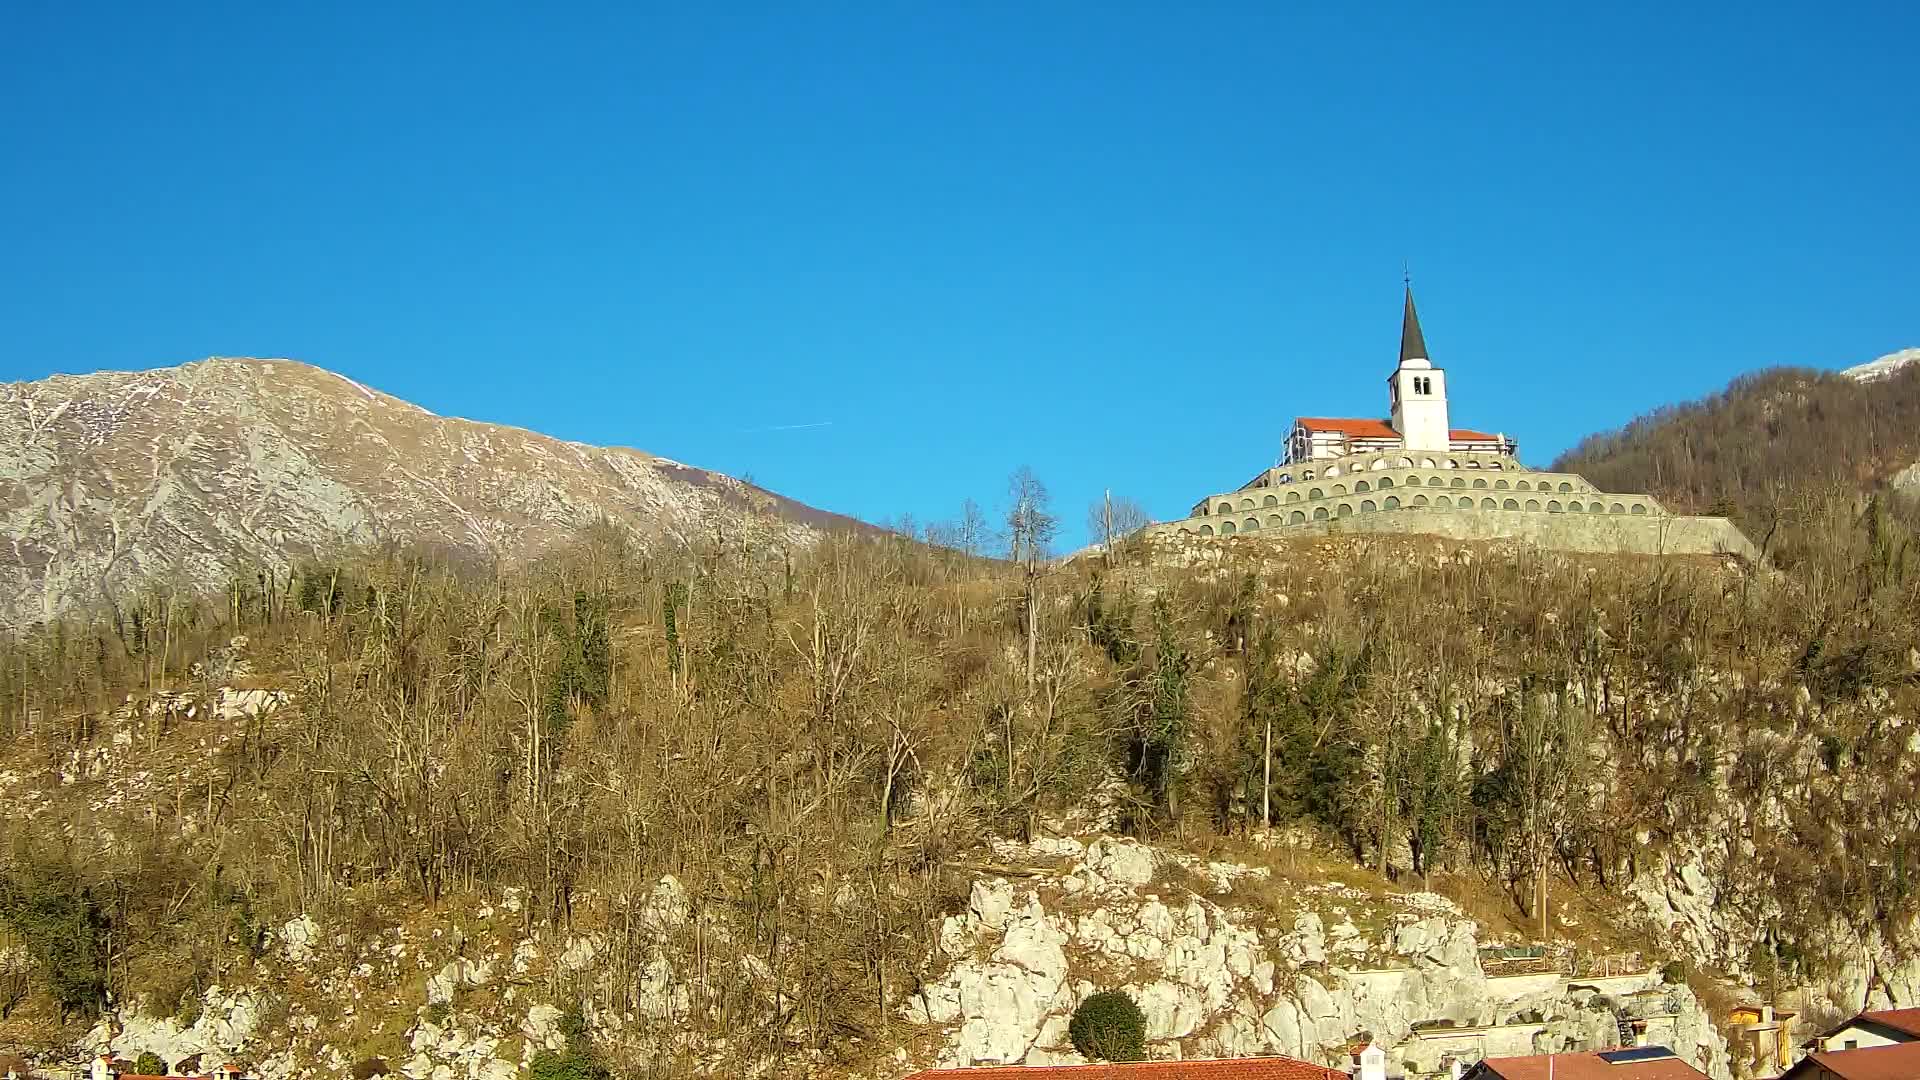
0,356 -> 856,627
1843,347 -> 1920,382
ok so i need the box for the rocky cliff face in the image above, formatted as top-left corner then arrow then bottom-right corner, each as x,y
68,829 -> 1730,1080
0,357 -> 860,627
903,836 -> 1727,1079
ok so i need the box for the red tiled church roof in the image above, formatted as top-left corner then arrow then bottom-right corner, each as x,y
902,1056 -> 1347,1080
1293,418 -> 1502,442
1294,417 -> 1399,438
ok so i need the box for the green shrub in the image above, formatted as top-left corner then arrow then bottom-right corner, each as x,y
135,1052 -> 166,1076
1661,959 -> 1687,984
528,1006 -> 608,1080
1069,989 -> 1147,1062
557,1004 -> 590,1047
529,1050 -> 608,1080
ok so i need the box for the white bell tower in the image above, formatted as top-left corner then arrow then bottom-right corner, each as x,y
1388,284 -> 1451,452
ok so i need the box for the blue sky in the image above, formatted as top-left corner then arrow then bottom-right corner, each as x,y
3,4 -> 1915,548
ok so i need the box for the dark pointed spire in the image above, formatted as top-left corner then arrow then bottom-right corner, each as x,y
1399,283 -> 1429,364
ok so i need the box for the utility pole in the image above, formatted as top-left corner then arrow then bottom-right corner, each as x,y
1262,710 -> 1273,831
1024,534 -> 1037,694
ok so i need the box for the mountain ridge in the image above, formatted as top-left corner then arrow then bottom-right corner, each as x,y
1550,351 -> 1920,565
0,356 -> 865,627
1842,346 -> 1920,382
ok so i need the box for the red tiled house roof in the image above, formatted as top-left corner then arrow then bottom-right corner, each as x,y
1466,1051 -> 1709,1080
902,1056 -> 1347,1080
1808,1008 -> 1920,1049
1783,1041 -> 1920,1080
1858,1010 -> 1920,1039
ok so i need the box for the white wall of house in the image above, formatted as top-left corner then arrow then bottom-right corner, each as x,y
1359,1043 -> 1388,1080
1818,1023 -> 1913,1052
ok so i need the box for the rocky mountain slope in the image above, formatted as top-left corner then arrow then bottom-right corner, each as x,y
0,358 -> 864,627
1843,348 -> 1920,382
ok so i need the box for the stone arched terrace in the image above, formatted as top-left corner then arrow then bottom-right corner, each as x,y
1173,451 -> 1662,538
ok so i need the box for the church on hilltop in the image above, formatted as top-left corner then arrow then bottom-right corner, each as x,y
1284,290 -> 1515,464
1145,286 -> 1757,558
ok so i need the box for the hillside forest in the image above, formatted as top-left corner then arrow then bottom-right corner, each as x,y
0,373 -> 1913,1074
1554,361 -> 1920,568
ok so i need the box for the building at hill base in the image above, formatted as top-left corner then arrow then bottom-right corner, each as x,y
1145,288 -> 1756,560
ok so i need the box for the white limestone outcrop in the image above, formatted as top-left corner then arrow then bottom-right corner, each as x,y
280,915 -> 320,963
88,987 -> 266,1074
905,837 -> 1730,1079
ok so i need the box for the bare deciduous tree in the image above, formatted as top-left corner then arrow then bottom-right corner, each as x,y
1086,492 -> 1152,566
1006,467 -> 1058,693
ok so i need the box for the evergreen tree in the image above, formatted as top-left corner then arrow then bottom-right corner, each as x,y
0,854 -> 109,1020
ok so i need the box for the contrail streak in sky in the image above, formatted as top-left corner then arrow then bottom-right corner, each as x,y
738,421 -> 834,433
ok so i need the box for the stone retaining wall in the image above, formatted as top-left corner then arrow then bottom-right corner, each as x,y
1147,506 -> 1756,560
1155,445 -> 1758,560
